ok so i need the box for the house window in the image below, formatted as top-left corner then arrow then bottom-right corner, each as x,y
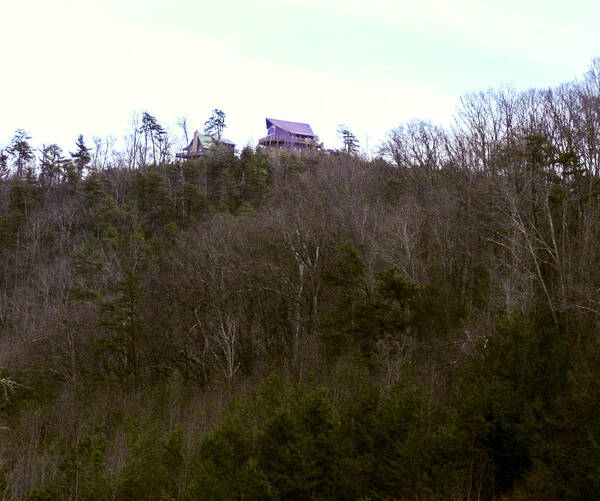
268,126 -> 275,135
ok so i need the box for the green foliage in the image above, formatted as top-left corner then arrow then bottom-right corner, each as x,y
183,373 -> 470,500
180,182 -> 207,218
413,264 -> 467,337
91,194 -> 121,244
82,172 -> 104,206
186,417 -> 276,500
322,246 -> 418,355
25,432 -> 111,501
40,144 -> 69,185
0,460 -> 7,497
456,314 -> 572,496
204,109 -> 226,140
133,170 -> 172,230
0,212 -> 20,248
337,125 -> 360,154
9,177 -> 38,219
139,112 -> 167,166
7,128 -> 34,176
117,427 -> 183,501
238,146 -> 271,207
0,149 -> 9,179
70,134 -> 92,176
26,485 -> 59,501
2,117 -> 600,500
259,388 -> 338,499
97,268 -> 146,383
528,342 -> 600,499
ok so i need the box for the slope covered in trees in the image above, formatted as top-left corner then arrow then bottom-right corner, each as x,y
2,62 -> 600,499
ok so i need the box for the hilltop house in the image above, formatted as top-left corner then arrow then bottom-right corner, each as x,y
258,118 -> 321,149
176,130 -> 235,160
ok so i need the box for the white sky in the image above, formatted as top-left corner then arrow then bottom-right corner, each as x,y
1,0 -> 600,155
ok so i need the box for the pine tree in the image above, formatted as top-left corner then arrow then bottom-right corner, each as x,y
70,134 -> 91,177
138,112 -> 166,166
337,125 -> 360,155
204,109 -> 226,141
0,149 -> 8,180
40,144 -> 69,186
7,129 -> 34,177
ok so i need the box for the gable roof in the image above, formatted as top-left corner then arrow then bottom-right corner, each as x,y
266,118 -> 314,136
184,131 -> 214,152
184,130 -> 235,153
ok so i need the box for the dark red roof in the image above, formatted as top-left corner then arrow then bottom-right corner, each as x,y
266,118 -> 315,137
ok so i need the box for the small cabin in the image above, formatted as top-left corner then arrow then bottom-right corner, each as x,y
176,130 -> 235,160
258,118 -> 321,149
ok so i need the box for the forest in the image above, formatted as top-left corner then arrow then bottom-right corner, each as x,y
2,61 -> 600,500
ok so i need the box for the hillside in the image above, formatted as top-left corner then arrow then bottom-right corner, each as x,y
2,64 -> 600,499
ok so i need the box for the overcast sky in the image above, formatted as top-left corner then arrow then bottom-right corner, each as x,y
2,0 -> 600,155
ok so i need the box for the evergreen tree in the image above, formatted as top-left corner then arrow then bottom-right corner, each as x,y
138,112 -> 166,166
70,134 -> 91,177
40,144 -> 68,186
0,149 -> 8,180
337,125 -> 360,154
7,129 -> 34,177
204,109 -> 226,141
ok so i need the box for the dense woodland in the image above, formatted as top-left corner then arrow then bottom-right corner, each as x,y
2,62 -> 600,499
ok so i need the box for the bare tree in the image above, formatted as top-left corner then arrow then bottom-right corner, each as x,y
381,120 -> 448,171
177,116 -> 189,146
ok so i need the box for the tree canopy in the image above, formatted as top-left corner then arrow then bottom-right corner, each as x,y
204,108 -> 226,140
2,61 -> 600,500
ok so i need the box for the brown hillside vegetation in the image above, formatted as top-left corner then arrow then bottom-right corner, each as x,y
2,62 -> 600,499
